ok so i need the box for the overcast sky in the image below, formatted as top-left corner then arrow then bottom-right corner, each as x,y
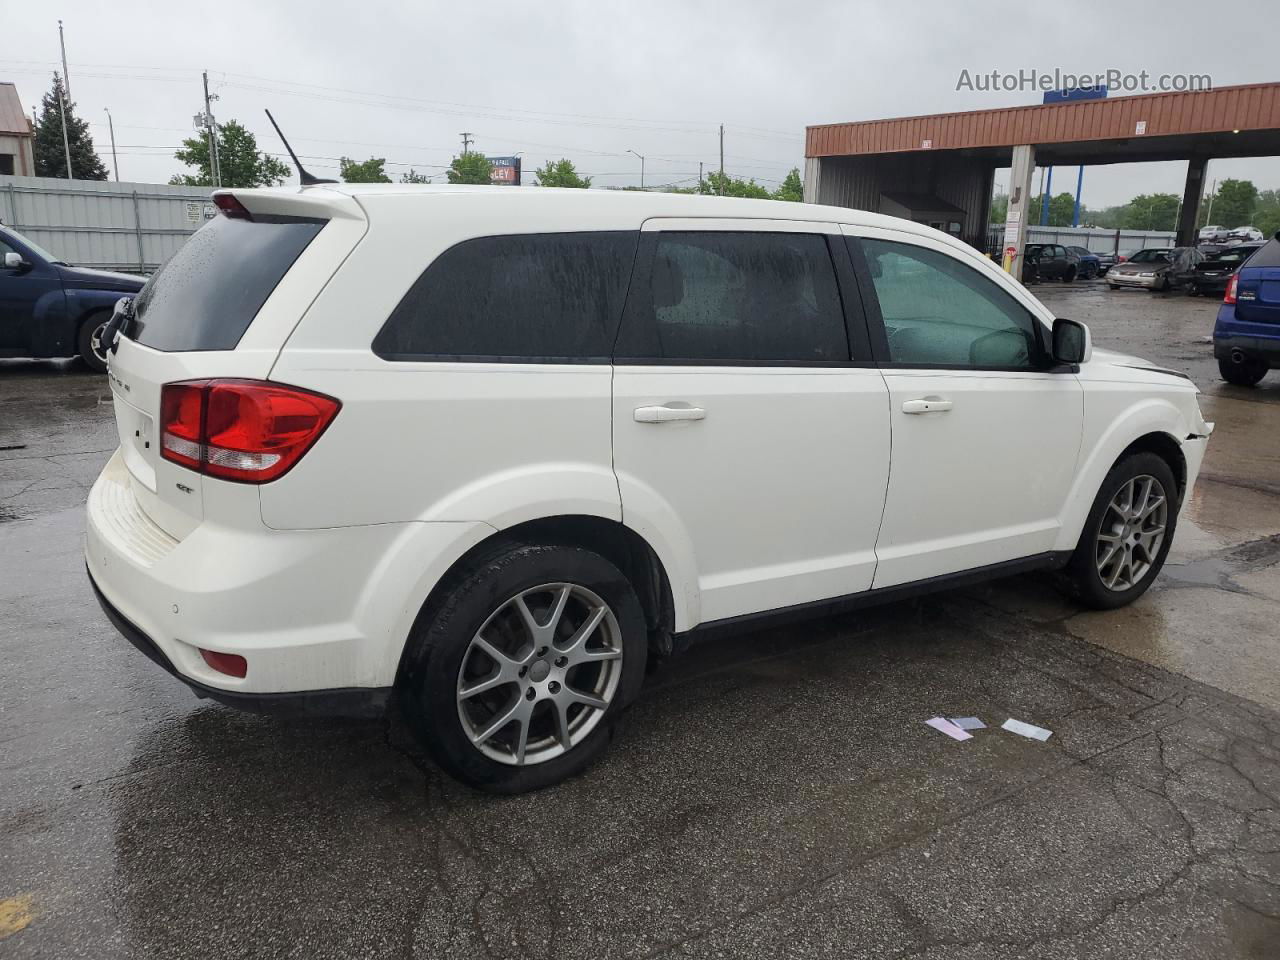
4,0 -> 1279,210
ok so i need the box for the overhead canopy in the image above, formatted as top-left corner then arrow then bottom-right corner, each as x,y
806,83 -> 1280,166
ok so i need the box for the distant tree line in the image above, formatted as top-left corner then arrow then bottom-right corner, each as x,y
990,178 -> 1280,238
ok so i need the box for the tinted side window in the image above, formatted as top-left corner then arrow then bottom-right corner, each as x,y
373,232 -> 637,361
616,232 -> 848,363
860,238 -> 1044,369
131,215 -> 325,352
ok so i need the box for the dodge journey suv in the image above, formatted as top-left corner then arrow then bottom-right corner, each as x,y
87,185 -> 1213,792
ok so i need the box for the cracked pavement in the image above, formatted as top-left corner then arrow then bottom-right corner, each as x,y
2,281 -> 1280,958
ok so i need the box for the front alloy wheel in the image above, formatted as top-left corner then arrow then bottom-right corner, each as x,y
457,583 -> 624,766
1095,475 -> 1167,591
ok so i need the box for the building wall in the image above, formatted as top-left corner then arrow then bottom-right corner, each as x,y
0,133 -> 34,176
811,153 -> 995,249
0,175 -> 216,273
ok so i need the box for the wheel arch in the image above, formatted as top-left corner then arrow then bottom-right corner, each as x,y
392,514 -> 681,688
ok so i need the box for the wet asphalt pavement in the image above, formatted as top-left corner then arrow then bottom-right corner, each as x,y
3,279 -> 1280,958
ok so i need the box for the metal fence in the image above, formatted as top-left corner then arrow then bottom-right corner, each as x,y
0,176 -> 216,275
985,223 -> 1177,257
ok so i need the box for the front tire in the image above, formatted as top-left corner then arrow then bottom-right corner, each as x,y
399,542 -> 648,793
1062,453 -> 1177,610
1218,355 -> 1268,387
1062,267 -> 1076,283
77,313 -> 110,372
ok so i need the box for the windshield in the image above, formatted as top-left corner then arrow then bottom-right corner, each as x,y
1129,249 -> 1171,264
1,227 -> 66,264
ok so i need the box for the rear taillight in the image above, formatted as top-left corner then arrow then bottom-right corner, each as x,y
1224,274 -> 1238,305
159,380 -> 339,484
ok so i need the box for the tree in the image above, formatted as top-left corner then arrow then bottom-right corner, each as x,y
446,152 -> 493,185
533,158 -> 591,188
170,120 -> 290,188
339,156 -> 391,183
400,169 -> 431,184
1254,189 -> 1280,241
1211,179 -> 1259,229
1124,193 -> 1180,230
33,73 -> 107,180
1026,192 -> 1079,227
698,171 -> 771,199
773,168 -> 804,202
989,191 -> 1009,224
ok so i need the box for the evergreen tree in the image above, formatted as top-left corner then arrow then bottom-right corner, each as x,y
33,73 -> 107,180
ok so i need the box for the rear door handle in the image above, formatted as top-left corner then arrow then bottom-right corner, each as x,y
902,398 -> 953,414
634,404 -> 706,423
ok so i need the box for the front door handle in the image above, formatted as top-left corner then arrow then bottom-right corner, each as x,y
902,397 -> 953,415
634,404 -> 706,423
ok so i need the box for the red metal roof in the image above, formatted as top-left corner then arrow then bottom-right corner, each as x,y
0,83 -> 33,138
806,83 -> 1280,158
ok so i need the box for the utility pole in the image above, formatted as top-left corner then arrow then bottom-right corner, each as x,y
202,71 -> 222,188
698,161 -> 703,193
1204,178 -> 1217,225
627,149 -> 645,189
718,124 -> 724,195
104,108 -> 119,181
58,88 -> 73,180
460,132 -> 474,155
58,20 -> 71,99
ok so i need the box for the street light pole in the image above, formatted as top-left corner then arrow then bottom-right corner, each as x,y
628,149 -> 645,189
104,108 -> 119,182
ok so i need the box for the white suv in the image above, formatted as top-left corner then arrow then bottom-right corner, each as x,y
87,185 -> 1213,792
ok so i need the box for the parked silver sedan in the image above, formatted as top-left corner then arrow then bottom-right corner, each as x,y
1107,247 -> 1201,291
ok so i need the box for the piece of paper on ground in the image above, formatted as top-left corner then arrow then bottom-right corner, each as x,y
1002,718 -> 1052,741
925,717 -> 973,741
950,717 -> 986,731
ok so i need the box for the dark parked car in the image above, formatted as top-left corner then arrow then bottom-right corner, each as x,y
0,224 -> 144,372
1022,243 -> 1078,283
1066,245 -> 1102,279
1184,243 -> 1264,297
1214,233 -> 1280,386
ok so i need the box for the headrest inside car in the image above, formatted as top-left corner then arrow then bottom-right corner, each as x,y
652,253 -> 684,308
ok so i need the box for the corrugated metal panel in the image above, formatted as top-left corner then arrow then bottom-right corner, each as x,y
807,82 -> 1280,157
0,175 -> 215,273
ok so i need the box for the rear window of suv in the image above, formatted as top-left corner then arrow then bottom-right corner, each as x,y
373,231 -> 637,362
129,215 -> 325,352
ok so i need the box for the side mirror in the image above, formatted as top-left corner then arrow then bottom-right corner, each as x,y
3,251 -> 30,271
1052,318 -> 1091,365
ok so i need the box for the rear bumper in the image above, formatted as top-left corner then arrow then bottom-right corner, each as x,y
85,448 -> 492,706
88,570 -> 390,717
1213,309 -> 1280,362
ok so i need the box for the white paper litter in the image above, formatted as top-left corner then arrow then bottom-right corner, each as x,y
1002,718 -> 1052,741
949,717 -> 986,731
925,717 -> 973,741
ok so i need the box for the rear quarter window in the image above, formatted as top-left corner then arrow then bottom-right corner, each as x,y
129,215 -> 325,352
372,231 -> 638,362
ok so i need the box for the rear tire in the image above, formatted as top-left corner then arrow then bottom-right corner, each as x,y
398,542 -> 648,793
1062,452 -> 1178,610
77,313 -> 110,373
1218,356 -> 1268,387
1062,267 -> 1076,283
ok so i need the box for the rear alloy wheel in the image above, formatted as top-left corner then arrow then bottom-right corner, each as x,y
1063,452 -> 1177,609
77,314 -> 110,372
400,542 -> 647,792
1062,267 -> 1076,283
1218,355 -> 1268,387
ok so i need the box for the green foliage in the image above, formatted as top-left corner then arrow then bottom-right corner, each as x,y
698,171 -> 771,199
1026,192 -> 1079,227
534,158 -> 591,188
400,169 -> 431,184
1210,179 -> 1259,230
339,156 -> 391,183
33,73 -> 107,180
170,120 -> 291,188
1254,189 -> 1280,241
773,168 -> 804,202
1124,193 -> 1180,230
446,152 -> 494,185
989,191 -> 1008,224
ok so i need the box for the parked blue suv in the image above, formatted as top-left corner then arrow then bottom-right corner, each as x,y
1214,233 -> 1280,386
0,223 -> 145,372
